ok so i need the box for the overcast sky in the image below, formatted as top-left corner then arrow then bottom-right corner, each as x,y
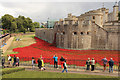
0,0 -> 119,22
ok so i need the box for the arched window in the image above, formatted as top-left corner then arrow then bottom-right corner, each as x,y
80,32 -> 83,35
63,32 -> 65,35
87,32 -> 89,35
93,16 -> 95,19
74,32 -> 77,35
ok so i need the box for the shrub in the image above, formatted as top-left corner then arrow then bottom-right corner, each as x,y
2,67 -> 25,75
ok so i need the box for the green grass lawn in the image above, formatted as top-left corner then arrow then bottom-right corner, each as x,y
4,34 -> 35,56
2,70 -> 117,78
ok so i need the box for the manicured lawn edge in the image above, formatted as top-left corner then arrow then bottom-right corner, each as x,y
2,67 -> 25,75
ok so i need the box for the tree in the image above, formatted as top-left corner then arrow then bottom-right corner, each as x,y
1,14 -> 35,33
3,29 -> 7,34
33,22 -> 40,28
118,12 -> 120,20
26,17 -> 33,31
1,14 -> 15,30
29,23 -> 35,32
11,22 -> 17,33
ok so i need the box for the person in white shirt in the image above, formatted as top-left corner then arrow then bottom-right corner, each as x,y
8,55 -> 12,66
32,57 -> 36,69
91,58 -> 95,71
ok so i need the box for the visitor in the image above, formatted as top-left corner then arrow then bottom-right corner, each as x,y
8,55 -> 12,66
37,58 -> 42,70
13,55 -> 17,66
91,58 -> 95,71
32,57 -> 36,69
119,62 -> 120,71
2,55 -> 5,68
40,55 -> 43,59
53,55 -> 58,68
102,57 -> 107,72
16,57 -> 19,66
62,60 -> 68,73
41,58 -> 46,70
86,58 -> 90,70
60,56 -> 65,69
109,58 -> 114,73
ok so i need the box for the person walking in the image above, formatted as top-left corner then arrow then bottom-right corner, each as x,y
102,57 -> 107,72
91,58 -> 95,71
41,58 -> 46,70
13,55 -> 17,66
32,57 -> 36,69
37,58 -> 42,70
2,56 -> 5,68
8,55 -> 12,66
109,58 -> 114,73
53,55 -> 58,68
86,58 -> 90,70
60,56 -> 65,69
16,57 -> 19,66
62,60 -> 68,73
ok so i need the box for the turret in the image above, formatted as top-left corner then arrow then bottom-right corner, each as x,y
113,2 -> 119,21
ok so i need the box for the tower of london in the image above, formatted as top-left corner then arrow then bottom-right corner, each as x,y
35,2 -> 120,50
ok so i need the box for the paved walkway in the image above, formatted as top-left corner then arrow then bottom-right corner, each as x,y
2,37 -> 14,53
19,65 -> 119,77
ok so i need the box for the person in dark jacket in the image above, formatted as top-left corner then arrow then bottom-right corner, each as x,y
109,58 -> 114,73
86,58 -> 90,70
102,57 -> 107,72
60,56 -> 65,69
37,58 -> 42,70
2,56 -> 5,68
13,55 -> 17,66
62,60 -> 68,73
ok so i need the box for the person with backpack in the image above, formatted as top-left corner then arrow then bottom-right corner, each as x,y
32,57 -> 36,69
109,58 -> 114,73
102,57 -> 107,72
53,55 -> 58,68
37,58 -> 42,70
86,58 -> 90,70
62,60 -> 68,73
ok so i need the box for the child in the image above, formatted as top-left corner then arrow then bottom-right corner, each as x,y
62,60 -> 68,73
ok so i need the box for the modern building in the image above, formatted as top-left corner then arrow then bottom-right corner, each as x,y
47,20 -> 56,28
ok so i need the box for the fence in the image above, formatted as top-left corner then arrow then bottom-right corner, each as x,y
4,56 -> 119,71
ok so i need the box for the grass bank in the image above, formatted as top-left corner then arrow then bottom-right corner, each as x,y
2,70 -> 117,78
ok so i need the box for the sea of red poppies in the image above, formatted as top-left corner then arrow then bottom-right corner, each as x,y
10,37 -> 119,66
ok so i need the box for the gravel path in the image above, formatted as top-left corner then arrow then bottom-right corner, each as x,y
2,37 -> 14,53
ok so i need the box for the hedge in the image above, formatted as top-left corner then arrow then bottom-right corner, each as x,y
2,67 -> 25,75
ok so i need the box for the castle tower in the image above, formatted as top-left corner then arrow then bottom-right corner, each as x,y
118,1 -> 120,11
113,2 -> 119,21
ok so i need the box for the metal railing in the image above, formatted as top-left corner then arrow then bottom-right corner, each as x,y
3,56 -> 119,71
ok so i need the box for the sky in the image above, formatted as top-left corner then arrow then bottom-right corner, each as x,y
0,0 -> 119,22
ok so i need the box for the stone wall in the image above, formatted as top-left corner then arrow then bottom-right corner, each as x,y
35,28 -> 54,43
35,4 -> 120,50
35,20 -> 120,50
